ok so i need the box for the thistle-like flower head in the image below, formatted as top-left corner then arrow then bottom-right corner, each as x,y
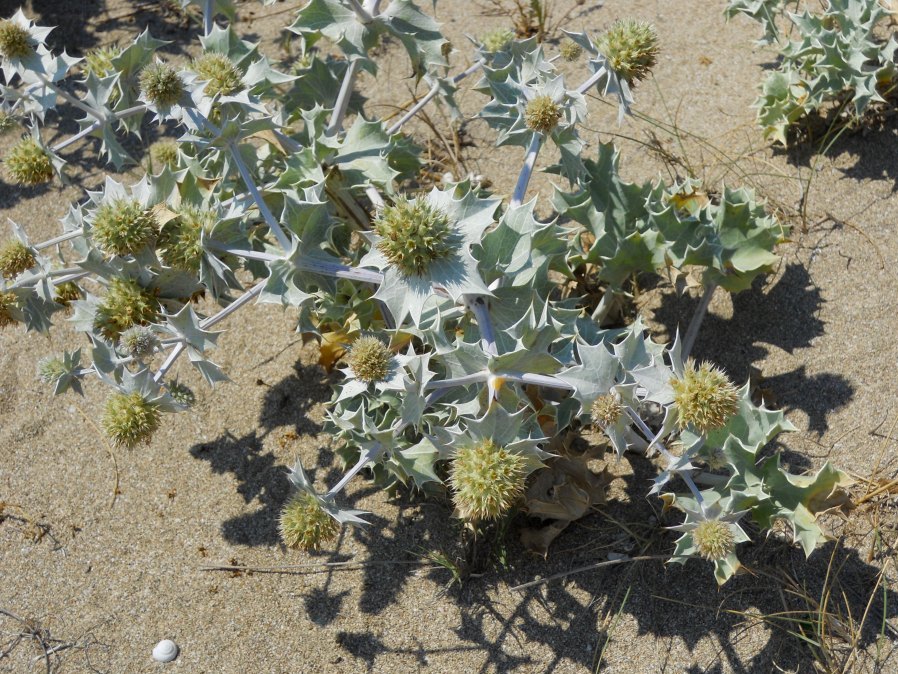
0,238 -> 35,279
37,355 -> 66,384
671,361 -> 739,433
53,281 -> 81,307
691,519 -> 736,561
346,336 -> 392,384
0,110 -> 16,134
481,28 -> 515,53
450,439 -> 526,521
83,45 -> 120,79
0,289 -> 17,327
91,199 -> 157,257
4,137 -> 53,186
149,140 -> 179,169
560,39 -> 583,62
591,393 -> 623,429
193,52 -> 243,97
102,390 -> 161,448
596,19 -> 659,85
118,325 -> 159,359
156,205 -> 213,273
279,491 -> 339,551
0,19 -> 33,59
94,278 -> 160,341
374,196 -> 453,276
139,62 -> 185,108
524,95 -> 562,135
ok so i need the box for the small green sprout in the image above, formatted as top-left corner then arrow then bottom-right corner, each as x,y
524,95 -> 562,135
450,439 -> 526,521
0,239 -> 35,279
91,199 -> 157,257
671,361 -> 739,433
346,336 -> 392,383
102,390 -> 161,448
374,197 -> 453,276
596,19 -> 659,85
4,137 -> 53,186
279,491 -> 339,550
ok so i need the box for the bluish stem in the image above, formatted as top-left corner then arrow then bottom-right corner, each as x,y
502,371 -> 574,391
227,141 -> 292,251
463,295 -> 497,356
510,134 -> 543,208
326,58 -> 361,137
424,371 -> 490,390
682,282 -> 717,359
386,60 -> 484,135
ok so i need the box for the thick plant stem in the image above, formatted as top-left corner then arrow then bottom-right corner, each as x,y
682,282 -> 717,359
33,229 -> 83,250
34,74 -> 106,122
201,283 -> 264,329
203,0 -> 215,35
326,58 -> 360,137
51,104 -> 148,153
327,445 -> 384,496
227,142 -> 293,251
153,342 -> 185,383
294,257 -> 384,284
502,371 -> 574,391
575,65 -> 608,95
463,295 -> 497,356
510,134 -> 543,208
386,59 -> 484,135
424,371 -> 490,390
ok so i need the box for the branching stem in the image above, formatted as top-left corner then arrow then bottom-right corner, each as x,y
326,58 -> 360,137
227,141 -> 293,251
510,134 -> 543,208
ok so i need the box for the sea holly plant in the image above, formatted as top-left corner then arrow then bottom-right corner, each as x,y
0,0 -> 849,584
726,0 -> 898,144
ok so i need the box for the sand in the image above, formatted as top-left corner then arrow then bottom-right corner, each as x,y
1,1 -> 896,672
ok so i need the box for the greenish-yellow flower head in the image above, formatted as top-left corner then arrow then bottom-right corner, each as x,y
0,239 -> 35,279
37,355 -> 66,384
94,278 -> 160,341
156,205 -> 213,273
375,197 -> 453,276
5,137 -> 53,186
481,28 -> 515,53
92,199 -> 157,257
560,39 -> 583,62
671,361 -> 739,433
347,336 -> 392,384
525,95 -> 562,135
596,19 -> 659,85
83,45 -> 121,79
118,325 -> 159,359
279,491 -> 339,551
590,393 -> 623,429
139,62 -> 184,107
692,519 -> 736,561
193,52 -> 243,97
149,140 -> 179,169
0,20 -> 32,59
450,439 -> 526,521
0,290 -> 18,328
102,390 -> 161,448
53,281 -> 81,307
0,110 -> 16,134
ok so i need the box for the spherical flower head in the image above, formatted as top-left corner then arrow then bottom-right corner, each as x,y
118,325 -> 159,359
692,519 -> 736,561
0,289 -> 17,328
166,380 -> 196,408
37,355 -> 66,384
279,491 -> 339,551
139,62 -> 184,107
671,361 -> 739,433
525,95 -> 562,135
374,197 -> 453,276
481,28 -> 515,53
156,205 -> 213,273
450,440 -> 526,522
94,278 -> 160,341
0,110 -> 16,134
559,39 -> 583,62
347,336 -> 392,384
5,137 -> 53,186
53,281 -> 81,307
83,45 -> 120,79
149,140 -> 179,169
0,239 -> 35,279
596,19 -> 659,85
0,19 -> 33,59
193,52 -> 243,97
91,198 -> 157,257
102,390 -> 161,448
590,393 -> 623,429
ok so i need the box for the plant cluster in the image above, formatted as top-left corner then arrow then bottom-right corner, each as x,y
0,0 -> 849,583
726,0 -> 898,144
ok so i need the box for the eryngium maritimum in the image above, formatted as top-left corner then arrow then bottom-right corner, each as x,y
102,390 -> 161,448
279,491 -> 339,551
0,239 -> 35,279
450,440 -> 526,521
692,519 -> 736,561
671,361 -> 739,433
525,95 -> 562,135
596,19 -> 659,85
4,137 -> 53,186
374,197 -> 453,276
347,336 -> 392,383
91,199 -> 157,257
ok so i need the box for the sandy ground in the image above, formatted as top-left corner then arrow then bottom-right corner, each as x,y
2,0 -> 897,672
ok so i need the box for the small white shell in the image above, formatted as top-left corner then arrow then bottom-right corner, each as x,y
152,639 -> 179,663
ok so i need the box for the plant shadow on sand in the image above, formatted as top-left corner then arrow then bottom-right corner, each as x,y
187,335 -> 893,674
